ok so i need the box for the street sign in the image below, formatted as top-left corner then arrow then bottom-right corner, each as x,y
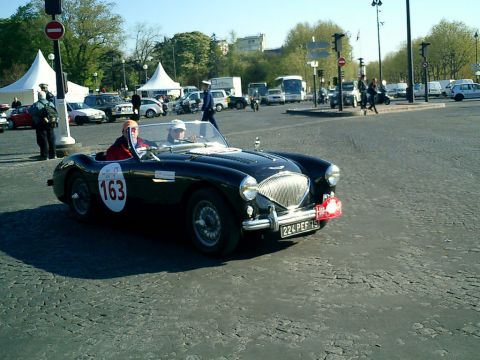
422,61 -> 429,68
307,50 -> 329,59
338,57 -> 346,67
306,41 -> 329,50
45,20 -> 65,40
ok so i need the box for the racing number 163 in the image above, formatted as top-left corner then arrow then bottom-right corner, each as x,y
100,179 -> 125,201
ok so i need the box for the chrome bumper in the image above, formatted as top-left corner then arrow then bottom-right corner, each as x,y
242,205 -> 316,232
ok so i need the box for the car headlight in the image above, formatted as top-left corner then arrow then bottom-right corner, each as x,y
239,176 -> 258,201
325,164 -> 340,186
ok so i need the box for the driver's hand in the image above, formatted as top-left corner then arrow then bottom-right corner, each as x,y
187,135 -> 197,142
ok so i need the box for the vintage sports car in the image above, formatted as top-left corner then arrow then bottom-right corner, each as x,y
49,121 -> 342,255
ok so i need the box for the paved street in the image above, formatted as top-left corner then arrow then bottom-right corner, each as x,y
0,99 -> 479,359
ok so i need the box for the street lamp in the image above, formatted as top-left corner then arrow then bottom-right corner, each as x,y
172,39 -> 177,81
48,53 -> 55,68
93,72 -> 98,93
475,31 -> 479,82
143,64 -> 148,83
121,59 -> 127,92
371,0 -> 383,86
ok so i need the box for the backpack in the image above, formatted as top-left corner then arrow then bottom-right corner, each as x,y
40,103 -> 58,126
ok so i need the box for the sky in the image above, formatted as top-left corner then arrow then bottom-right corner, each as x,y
2,0 -> 479,65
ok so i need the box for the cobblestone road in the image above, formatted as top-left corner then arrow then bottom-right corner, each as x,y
0,101 -> 479,359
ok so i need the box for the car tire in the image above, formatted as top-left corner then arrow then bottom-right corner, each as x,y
215,104 -> 223,112
186,188 -> 240,256
145,109 -> 156,118
454,94 -> 464,102
384,97 -> 391,105
67,172 -> 95,221
75,116 -> 84,126
7,119 -> 15,130
0,127 -> 4,133
236,102 -> 244,110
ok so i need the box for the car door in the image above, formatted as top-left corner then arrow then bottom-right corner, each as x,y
472,84 -> 480,99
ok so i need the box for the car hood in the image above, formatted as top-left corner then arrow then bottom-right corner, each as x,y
71,108 -> 104,116
187,147 -> 302,180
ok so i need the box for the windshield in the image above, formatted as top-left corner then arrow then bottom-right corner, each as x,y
268,89 -> 281,95
282,79 -> 302,94
130,121 -> 229,160
70,102 -> 89,110
103,95 -> 124,104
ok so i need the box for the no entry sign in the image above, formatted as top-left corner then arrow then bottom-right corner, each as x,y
338,57 -> 346,67
45,20 -> 65,40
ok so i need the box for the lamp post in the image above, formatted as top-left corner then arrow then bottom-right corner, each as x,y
93,72 -> 98,93
143,64 -> 148,83
121,59 -> 127,92
475,31 -> 479,82
371,0 -> 383,86
48,53 -> 55,68
172,39 -> 177,81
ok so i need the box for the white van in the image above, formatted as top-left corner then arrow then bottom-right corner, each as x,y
174,90 -> 228,113
414,81 -> 442,97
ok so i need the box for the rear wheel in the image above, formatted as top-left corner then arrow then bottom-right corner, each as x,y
384,97 -> 391,105
215,104 -> 223,112
236,102 -> 244,110
67,172 -> 95,221
186,188 -> 239,256
145,109 -> 156,118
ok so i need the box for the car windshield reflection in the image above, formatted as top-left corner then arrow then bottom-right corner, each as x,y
130,120 -> 228,160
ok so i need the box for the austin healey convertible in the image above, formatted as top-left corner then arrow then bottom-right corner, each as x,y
49,120 -> 342,255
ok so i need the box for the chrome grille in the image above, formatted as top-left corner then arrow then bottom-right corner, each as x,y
258,172 -> 310,209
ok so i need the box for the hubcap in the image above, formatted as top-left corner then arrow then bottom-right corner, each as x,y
193,200 -> 221,247
71,178 -> 90,215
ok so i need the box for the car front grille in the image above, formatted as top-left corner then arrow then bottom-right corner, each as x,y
258,172 -> 310,209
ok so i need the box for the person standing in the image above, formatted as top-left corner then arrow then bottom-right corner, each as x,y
30,91 -> 57,160
200,80 -> 219,130
131,92 -> 141,121
367,78 -> 379,114
358,75 -> 368,115
11,97 -> 22,109
39,83 -> 55,103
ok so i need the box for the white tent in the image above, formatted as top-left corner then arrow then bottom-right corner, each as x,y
137,62 -> 181,97
0,50 -> 89,105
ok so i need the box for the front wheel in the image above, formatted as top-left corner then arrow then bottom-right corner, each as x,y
186,188 -> 240,256
384,97 -> 391,105
215,104 -> 223,112
454,94 -> 464,101
7,119 -> 15,130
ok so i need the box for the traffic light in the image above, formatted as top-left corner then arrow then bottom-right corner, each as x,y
317,69 -> 324,77
358,58 -> 365,67
341,69 -> 345,78
420,42 -> 430,58
332,33 -> 345,53
45,0 -> 62,15
333,77 -> 338,86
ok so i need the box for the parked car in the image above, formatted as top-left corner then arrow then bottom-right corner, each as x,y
266,88 -> 286,105
7,105 -> 34,129
450,82 -> 480,101
413,81 -> 442,97
139,98 -> 163,118
330,81 -> 361,108
49,120 -> 342,256
174,90 -> 228,113
84,94 -> 133,122
227,94 -> 250,109
0,104 -> 9,133
67,102 -> 107,125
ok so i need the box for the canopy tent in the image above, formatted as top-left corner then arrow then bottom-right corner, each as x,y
137,62 -> 181,97
0,50 -> 89,105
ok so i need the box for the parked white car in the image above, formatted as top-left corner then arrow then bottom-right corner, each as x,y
450,82 -> 480,101
0,107 -> 8,133
67,102 -> 107,125
414,81 -> 442,97
174,90 -> 228,113
140,98 -> 163,118
266,88 -> 286,105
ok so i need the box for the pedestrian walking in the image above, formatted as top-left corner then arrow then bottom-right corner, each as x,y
131,92 -> 141,121
200,80 -> 219,130
367,78 -> 379,114
358,75 -> 368,114
11,97 -> 22,109
30,91 -> 58,160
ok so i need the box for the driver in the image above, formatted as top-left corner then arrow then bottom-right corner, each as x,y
105,120 -> 151,160
166,119 -> 187,144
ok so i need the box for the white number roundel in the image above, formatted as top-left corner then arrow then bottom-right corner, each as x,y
98,163 -> 127,212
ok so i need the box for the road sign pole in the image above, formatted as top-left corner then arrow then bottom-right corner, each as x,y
51,14 -> 75,149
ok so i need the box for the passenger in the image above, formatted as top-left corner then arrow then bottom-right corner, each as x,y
105,120 -> 150,161
166,119 -> 186,144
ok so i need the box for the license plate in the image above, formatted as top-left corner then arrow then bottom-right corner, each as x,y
280,220 -> 320,238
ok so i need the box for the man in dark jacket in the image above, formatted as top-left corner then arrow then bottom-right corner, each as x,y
200,80 -> 219,130
39,83 -> 55,103
11,97 -> 22,109
30,91 -> 57,160
131,92 -> 141,121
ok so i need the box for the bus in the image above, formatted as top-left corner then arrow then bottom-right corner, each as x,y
247,82 -> 268,100
274,75 -> 306,102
